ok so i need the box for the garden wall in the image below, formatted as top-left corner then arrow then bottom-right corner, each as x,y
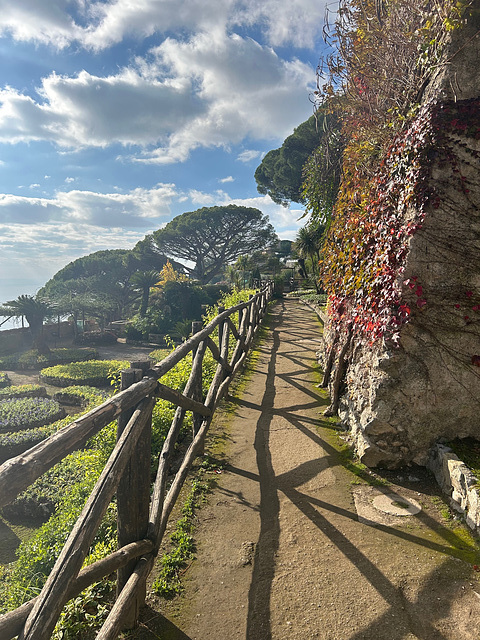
323,15 -> 480,467
0,322 -> 75,356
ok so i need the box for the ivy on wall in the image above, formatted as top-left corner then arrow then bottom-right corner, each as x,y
321,98 -> 480,346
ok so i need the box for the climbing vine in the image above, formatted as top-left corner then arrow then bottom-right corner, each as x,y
306,0 -> 479,347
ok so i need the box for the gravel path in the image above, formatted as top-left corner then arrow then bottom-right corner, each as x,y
133,298 -> 480,640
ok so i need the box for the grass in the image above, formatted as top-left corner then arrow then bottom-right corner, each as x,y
446,437 -> 480,484
151,477 -> 212,598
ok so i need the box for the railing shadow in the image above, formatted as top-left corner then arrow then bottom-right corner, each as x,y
233,298 -> 477,640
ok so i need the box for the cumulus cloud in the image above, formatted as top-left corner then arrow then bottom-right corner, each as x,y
0,0 -> 327,51
135,33 -> 314,163
0,183 -> 178,228
0,30 -> 313,162
219,176 -> 234,183
0,68 -> 199,148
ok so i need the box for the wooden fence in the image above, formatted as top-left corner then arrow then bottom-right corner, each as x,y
0,283 -> 273,640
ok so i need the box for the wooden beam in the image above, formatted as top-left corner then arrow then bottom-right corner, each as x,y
0,539 -> 153,640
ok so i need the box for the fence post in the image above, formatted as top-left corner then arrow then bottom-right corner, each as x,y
116,361 -> 152,630
191,321 -> 204,454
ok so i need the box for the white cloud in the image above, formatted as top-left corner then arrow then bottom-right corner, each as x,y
0,67 -> 199,149
64,176 -> 75,183
219,176 -> 234,183
135,32 -> 314,163
0,28 -> 314,161
237,150 -> 261,163
184,188 -> 304,237
0,221 -> 147,298
29,183 -> 40,189
0,183 -> 178,228
0,1 -> 327,51
0,0 -> 85,49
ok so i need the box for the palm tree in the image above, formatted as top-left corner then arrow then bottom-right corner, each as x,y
234,255 -> 253,289
0,295 -> 52,354
295,223 -> 326,293
130,270 -> 160,317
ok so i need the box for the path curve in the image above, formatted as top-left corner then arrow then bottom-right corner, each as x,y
141,299 -> 480,640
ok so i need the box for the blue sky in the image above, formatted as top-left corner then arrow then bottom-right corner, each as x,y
0,0 -> 331,308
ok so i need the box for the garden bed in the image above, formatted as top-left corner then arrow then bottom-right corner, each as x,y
0,348 -> 98,371
0,384 -> 47,399
39,359 -> 129,387
53,385 -> 109,407
0,397 -> 65,433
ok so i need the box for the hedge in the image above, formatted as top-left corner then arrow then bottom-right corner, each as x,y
53,385 -> 109,407
0,384 -> 47,399
0,348 -> 98,371
40,360 -> 129,388
0,397 -> 65,433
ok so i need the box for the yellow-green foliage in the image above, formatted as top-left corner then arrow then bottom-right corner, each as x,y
40,360 -> 129,387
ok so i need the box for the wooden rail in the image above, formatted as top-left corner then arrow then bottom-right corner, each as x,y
0,283 -> 273,640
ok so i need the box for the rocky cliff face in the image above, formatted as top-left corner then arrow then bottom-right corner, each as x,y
324,14 -> 480,468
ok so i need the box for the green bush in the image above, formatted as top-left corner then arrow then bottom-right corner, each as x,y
148,348 -> 170,363
53,385 -> 108,407
298,292 -> 327,305
0,384 -> 47,399
0,348 -> 97,370
0,324 -> 221,635
0,450 -> 116,611
40,360 -> 129,387
0,372 -> 10,388
73,331 -> 117,346
126,310 -> 170,341
0,397 -> 65,432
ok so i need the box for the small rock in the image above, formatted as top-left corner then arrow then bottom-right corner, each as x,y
239,541 -> 256,566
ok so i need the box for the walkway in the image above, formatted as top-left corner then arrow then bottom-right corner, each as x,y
139,299 -> 480,640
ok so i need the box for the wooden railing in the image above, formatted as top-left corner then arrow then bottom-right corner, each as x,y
0,283 -> 273,640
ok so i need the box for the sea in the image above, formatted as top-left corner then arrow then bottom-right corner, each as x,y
0,278 -> 46,331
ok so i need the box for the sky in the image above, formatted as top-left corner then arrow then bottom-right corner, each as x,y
0,0 -> 332,313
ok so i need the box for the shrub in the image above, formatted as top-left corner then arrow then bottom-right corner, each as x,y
0,397 -> 65,432
0,384 -> 47,399
53,385 -> 108,407
0,322 -> 219,633
0,372 -> 10,388
74,331 -> 118,346
0,348 -> 97,370
148,348 -> 170,364
298,293 -> 328,306
40,360 -> 129,387
0,450 -> 116,611
0,427 -> 47,465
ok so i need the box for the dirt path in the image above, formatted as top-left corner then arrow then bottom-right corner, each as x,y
143,299 -> 478,639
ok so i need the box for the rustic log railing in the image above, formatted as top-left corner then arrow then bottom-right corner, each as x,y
0,282 -> 273,640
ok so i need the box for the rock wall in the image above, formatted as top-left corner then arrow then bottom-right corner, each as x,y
324,13 -> 480,468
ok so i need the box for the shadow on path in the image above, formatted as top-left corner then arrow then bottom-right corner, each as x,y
241,299 -> 477,640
